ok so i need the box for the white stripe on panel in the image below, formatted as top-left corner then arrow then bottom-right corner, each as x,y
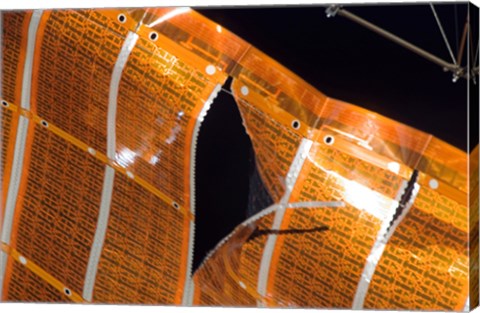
256,138 -> 313,304
106,32 -> 138,158
82,165 -> 115,301
182,83 -> 222,306
463,296 -> 470,312
82,31 -> 138,302
352,181 -> 420,309
20,10 -> 42,111
287,201 -> 345,209
0,9 -> 43,298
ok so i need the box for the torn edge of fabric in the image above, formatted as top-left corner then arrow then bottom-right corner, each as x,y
183,83 -> 223,306
352,176 -> 421,309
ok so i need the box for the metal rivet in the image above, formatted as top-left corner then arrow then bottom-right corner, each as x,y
205,65 -> 216,75
240,86 -> 249,96
239,281 -> 247,289
172,202 -> 179,210
126,171 -> 134,179
87,147 -> 96,156
19,256 -> 27,265
41,120 -> 49,127
1,100 -> 8,107
64,287 -> 72,296
429,179 -> 439,190
387,162 -> 400,174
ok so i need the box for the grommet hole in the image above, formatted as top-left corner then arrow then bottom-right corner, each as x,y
291,120 -> 300,130
324,135 -> 334,145
149,32 -> 158,41
118,14 -> 126,23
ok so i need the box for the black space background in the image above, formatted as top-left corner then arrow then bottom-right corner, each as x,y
192,3 -> 479,270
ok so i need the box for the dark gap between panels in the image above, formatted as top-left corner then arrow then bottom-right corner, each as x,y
193,77 -> 273,272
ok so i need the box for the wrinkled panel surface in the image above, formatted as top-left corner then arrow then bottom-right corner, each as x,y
0,7 -> 472,310
470,145 -> 479,309
1,8 -> 227,304
1,12 -> 28,227
193,213 -> 276,306
31,10 -> 131,154
5,261 -> 72,302
364,187 -> 468,310
93,174 -> 188,303
193,213 -> 274,306
234,97 -> 303,202
266,140 -> 405,308
3,124 -> 103,299
182,5 -> 469,307
115,35 -> 220,207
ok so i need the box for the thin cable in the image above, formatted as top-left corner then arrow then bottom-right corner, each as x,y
473,9 -> 479,69
430,3 -> 457,65
469,23 -> 474,64
475,42 -> 479,68
457,13 -> 469,66
454,4 -> 459,55
334,7 -> 458,72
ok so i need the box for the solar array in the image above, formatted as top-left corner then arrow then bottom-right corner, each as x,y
0,8 -> 475,310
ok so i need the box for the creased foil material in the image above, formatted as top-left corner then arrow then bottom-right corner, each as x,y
0,8 -> 473,310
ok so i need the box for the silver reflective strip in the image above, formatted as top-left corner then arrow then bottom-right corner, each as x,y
241,201 -> 344,228
0,253 -> 6,300
20,10 -> 42,111
82,165 -> 114,301
0,10 -> 42,298
195,198 -> 343,293
183,83 -> 222,306
287,201 -> 345,209
352,181 -> 420,309
0,116 -> 29,245
82,31 -> 138,302
256,138 -> 313,304
463,296 -> 469,312
106,32 -> 138,158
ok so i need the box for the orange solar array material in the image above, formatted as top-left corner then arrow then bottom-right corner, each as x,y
192,93 -> 469,310
157,9 -> 468,310
0,7 -> 475,310
469,145 -> 479,310
1,8 -> 227,304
